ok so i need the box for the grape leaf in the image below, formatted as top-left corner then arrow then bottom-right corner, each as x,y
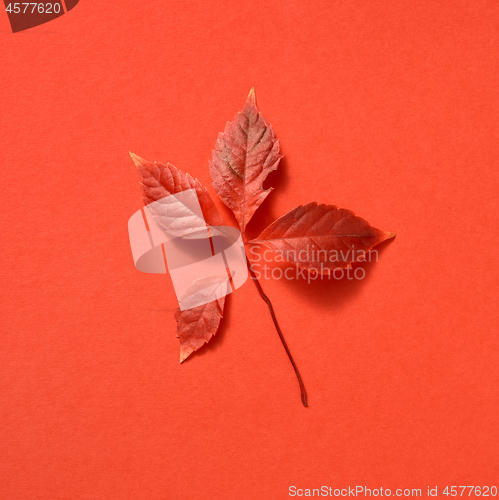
209,88 -> 282,237
131,152 -> 225,237
175,275 -> 229,363
250,202 -> 395,274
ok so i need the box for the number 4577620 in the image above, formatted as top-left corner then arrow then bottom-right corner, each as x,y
5,3 -> 61,14
443,487 -> 497,497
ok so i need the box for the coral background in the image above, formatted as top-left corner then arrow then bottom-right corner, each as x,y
1,1 -> 498,498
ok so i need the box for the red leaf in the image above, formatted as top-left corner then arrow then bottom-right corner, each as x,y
132,153 -> 230,362
131,152 -> 225,236
250,202 -> 394,274
175,276 -> 229,363
210,88 -> 282,237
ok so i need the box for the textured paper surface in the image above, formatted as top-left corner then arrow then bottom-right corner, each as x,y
0,1 -> 498,499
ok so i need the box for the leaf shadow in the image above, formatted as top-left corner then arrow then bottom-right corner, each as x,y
244,156 -> 291,242
255,239 -> 394,312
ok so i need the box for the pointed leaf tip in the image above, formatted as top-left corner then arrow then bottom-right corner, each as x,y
247,87 -> 256,104
129,152 -> 143,169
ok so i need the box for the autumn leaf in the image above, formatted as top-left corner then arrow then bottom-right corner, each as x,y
250,202 -> 395,274
210,88 -> 282,237
175,275 -> 229,363
131,152 -> 225,237
131,152 -> 231,362
131,89 -> 395,405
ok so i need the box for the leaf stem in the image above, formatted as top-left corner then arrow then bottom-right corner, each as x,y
245,253 -> 308,407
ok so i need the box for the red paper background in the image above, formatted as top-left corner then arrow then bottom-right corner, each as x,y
1,1 -> 498,498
